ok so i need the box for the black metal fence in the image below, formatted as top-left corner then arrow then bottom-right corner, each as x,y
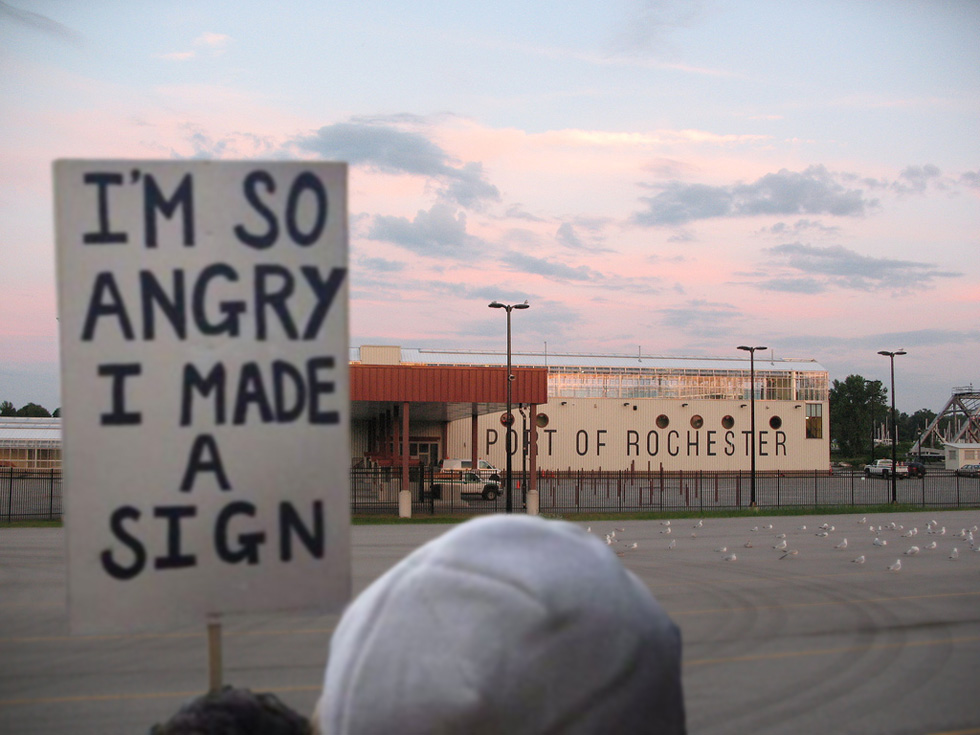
351,465 -> 512,516
3,466 -> 978,521
1,467 -> 63,521
533,468 -> 980,514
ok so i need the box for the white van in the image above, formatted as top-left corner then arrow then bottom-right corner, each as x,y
440,458 -> 501,482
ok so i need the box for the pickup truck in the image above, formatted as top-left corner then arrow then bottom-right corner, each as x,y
864,459 -> 909,479
431,471 -> 501,501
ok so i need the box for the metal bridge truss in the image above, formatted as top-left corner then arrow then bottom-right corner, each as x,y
912,386 -> 980,456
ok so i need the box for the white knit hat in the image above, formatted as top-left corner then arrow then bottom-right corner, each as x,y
319,515 -> 685,734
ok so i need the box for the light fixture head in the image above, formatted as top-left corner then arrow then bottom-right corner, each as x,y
514,300 -> 530,310
488,301 -> 505,309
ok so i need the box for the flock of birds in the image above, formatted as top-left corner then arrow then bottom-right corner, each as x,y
588,516 -> 979,571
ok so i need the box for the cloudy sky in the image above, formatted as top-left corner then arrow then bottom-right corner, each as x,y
2,0 -> 978,414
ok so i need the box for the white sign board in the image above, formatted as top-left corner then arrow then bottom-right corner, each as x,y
54,160 -> 350,634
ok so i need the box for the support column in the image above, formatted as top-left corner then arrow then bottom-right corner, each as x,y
398,401 -> 412,518
470,404 -> 479,467
527,402 -> 540,515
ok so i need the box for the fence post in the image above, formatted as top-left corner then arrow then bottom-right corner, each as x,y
658,465 -> 664,512
49,469 -> 56,520
6,467 -> 12,523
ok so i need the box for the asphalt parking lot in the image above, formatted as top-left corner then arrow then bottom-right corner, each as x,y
2,510 -> 979,734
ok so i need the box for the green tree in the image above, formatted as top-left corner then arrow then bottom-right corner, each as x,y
15,402 -> 51,417
0,400 -> 16,416
829,374 -> 886,459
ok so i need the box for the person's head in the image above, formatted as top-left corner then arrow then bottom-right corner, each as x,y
150,686 -> 311,735
317,515 -> 685,734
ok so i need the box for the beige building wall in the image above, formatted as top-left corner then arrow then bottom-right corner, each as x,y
447,397 -> 830,472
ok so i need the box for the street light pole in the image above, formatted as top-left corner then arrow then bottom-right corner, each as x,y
737,345 -> 768,507
877,349 -> 907,504
864,379 -> 877,466
489,300 -> 529,513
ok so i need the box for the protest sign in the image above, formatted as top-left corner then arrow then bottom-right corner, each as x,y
54,160 -> 350,634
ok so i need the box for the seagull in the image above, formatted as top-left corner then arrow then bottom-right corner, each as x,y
605,534 -> 613,545
661,521 -> 670,527
888,559 -> 902,572
744,541 -> 754,548
835,538 -> 848,550
904,546 -> 920,556
799,525 -> 807,531
661,527 -> 672,535
609,530 -> 617,540
616,527 -> 626,532
925,541 -> 937,550
691,532 -> 697,538
751,526 -> 759,532
820,523 -> 831,530
902,530 -> 914,538
716,546 -> 728,553
775,533 -> 787,539
765,524 -> 773,530
629,542 -> 639,550
666,540 -> 675,550
694,519 -> 703,529
815,531 -> 829,537
723,553 -> 737,562
586,526 -> 592,533
779,549 -> 799,560
828,525 -> 836,532
950,548 -> 959,559
873,537 -> 887,546
852,555 -> 866,564
939,527 -> 946,536
773,540 -> 787,550
859,517 -> 867,524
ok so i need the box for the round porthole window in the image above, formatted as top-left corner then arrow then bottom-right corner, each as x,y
690,415 -> 704,429
770,416 -> 782,430
656,414 -> 670,429
721,415 -> 735,429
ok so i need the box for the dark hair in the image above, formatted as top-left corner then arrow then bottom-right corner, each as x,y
149,686 -> 312,735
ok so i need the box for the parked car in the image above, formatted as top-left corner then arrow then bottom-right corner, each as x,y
955,464 -> 980,478
906,461 -> 927,478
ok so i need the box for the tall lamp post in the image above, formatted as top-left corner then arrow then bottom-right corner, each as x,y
737,345 -> 768,507
877,349 -> 907,504
489,300 -> 529,513
864,379 -> 877,467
